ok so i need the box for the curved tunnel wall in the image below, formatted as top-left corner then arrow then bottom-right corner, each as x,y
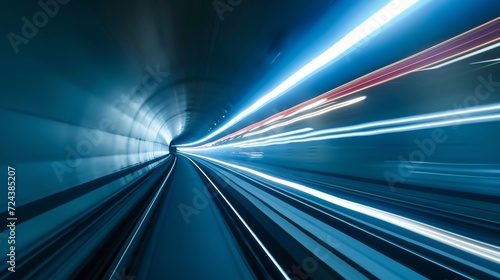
1,101 -> 169,262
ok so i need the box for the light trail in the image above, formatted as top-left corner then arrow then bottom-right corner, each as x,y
182,153 -> 500,265
197,18 -> 500,149
182,155 -> 291,279
176,0 -> 421,147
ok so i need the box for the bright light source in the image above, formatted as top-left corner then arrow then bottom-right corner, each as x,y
176,0 -> 420,147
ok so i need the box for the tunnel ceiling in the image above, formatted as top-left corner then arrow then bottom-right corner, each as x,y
4,0 -> 500,150
91,0 -> 348,145
2,0 -> 355,147
9,0 -> 493,148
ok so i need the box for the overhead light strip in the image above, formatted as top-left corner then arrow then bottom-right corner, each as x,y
176,0 -> 421,147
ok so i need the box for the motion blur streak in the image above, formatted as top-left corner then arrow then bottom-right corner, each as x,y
175,15 -> 500,279
203,16 -> 500,147
182,155 -> 291,280
471,57 -> 500,64
423,41 -> 500,70
182,153 -> 500,265
242,96 -> 366,138
226,103 -> 500,148
109,157 -> 177,280
177,0 -> 421,147
2,1 -> 500,279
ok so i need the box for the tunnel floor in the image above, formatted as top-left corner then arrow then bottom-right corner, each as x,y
135,156 -> 255,279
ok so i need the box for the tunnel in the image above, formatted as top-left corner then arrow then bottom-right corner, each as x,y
1,0 -> 500,279
169,145 -> 177,155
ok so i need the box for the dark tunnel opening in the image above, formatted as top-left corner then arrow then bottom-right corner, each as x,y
169,145 -> 177,155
